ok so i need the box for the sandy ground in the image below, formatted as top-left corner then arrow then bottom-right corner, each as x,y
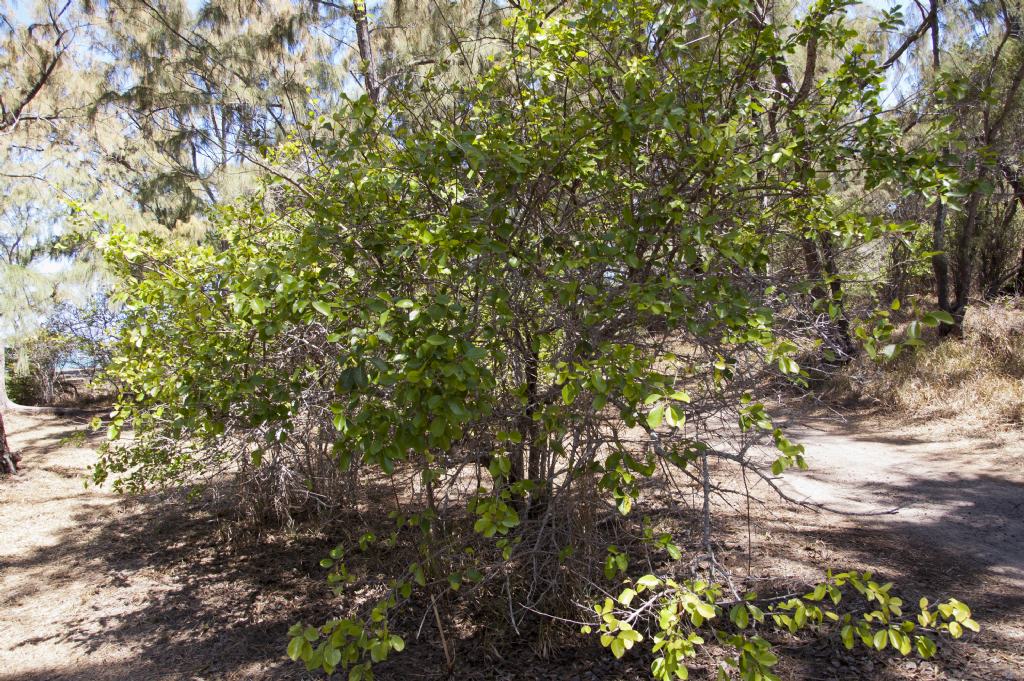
0,411 -> 149,680
748,411 -> 1024,680
1,409 -> 1022,680
0,411 -> 327,681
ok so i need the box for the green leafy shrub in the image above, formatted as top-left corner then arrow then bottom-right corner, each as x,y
588,570 -> 976,680
97,0 -> 972,677
5,332 -> 78,405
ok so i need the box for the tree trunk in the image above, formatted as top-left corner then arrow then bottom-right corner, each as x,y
1016,244 -> 1024,294
928,0 -> 959,335
0,410 -> 16,475
1,342 -> 14,412
983,197 -> 1017,298
950,182 -> 985,332
801,235 -> 853,364
524,343 -> 540,483
0,346 -> 17,475
352,0 -> 379,105
998,164 -> 1024,294
821,233 -> 854,359
932,202 -> 952,314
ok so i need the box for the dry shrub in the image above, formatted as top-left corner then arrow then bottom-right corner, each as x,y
857,298 -> 1024,428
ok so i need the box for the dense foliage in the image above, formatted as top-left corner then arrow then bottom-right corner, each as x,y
89,0 -> 981,678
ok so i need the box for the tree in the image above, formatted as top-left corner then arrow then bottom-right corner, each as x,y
96,0 -> 975,677
85,0 -> 351,226
371,0 -> 509,90
0,0 -> 75,134
0,161 -> 90,473
3,0 -> 356,244
1,134 -> 102,416
0,0 -> 512,474
882,0 -> 1024,331
2,0 -> 357,410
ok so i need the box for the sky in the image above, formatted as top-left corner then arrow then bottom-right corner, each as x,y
9,0 -> 226,24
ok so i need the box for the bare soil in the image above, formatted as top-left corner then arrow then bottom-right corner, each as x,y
0,411 -> 335,681
1,409 -> 1022,680
735,409 -> 1024,681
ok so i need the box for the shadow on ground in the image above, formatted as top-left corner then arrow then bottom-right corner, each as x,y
0,470 -> 349,681
761,458 -> 1024,681
0,486 -> 659,681
3,411 -> 1022,680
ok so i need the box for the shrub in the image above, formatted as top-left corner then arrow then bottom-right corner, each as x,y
97,0 -> 971,677
5,333 -> 78,405
5,296 -> 120,407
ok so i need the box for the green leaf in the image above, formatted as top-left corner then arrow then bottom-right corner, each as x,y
411,563 -> 426,586
647,404 -> 665,429
312,300 -> 332,317
287,636 -> 306,661
897,630 -> 912,655
923,309 -> 955,327
695,600 -> 716,619
806,583 -> 827,601
637,574 -> 661,590
730,603 -> 749,629
778,356 -> 799,374
840,624 -> 854,649
666,404 -> 685,428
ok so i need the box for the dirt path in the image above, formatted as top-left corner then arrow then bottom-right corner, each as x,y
0,411 -> 142,680
1,410 -> 1022,680
0,411 -> 329,681
779,414 -> 1024,588
749,413 -> 1024,680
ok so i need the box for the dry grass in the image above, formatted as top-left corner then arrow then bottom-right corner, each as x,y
851,298 -> 1024,429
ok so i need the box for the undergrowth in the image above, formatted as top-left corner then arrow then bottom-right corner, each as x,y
845,298 -> 1024,428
